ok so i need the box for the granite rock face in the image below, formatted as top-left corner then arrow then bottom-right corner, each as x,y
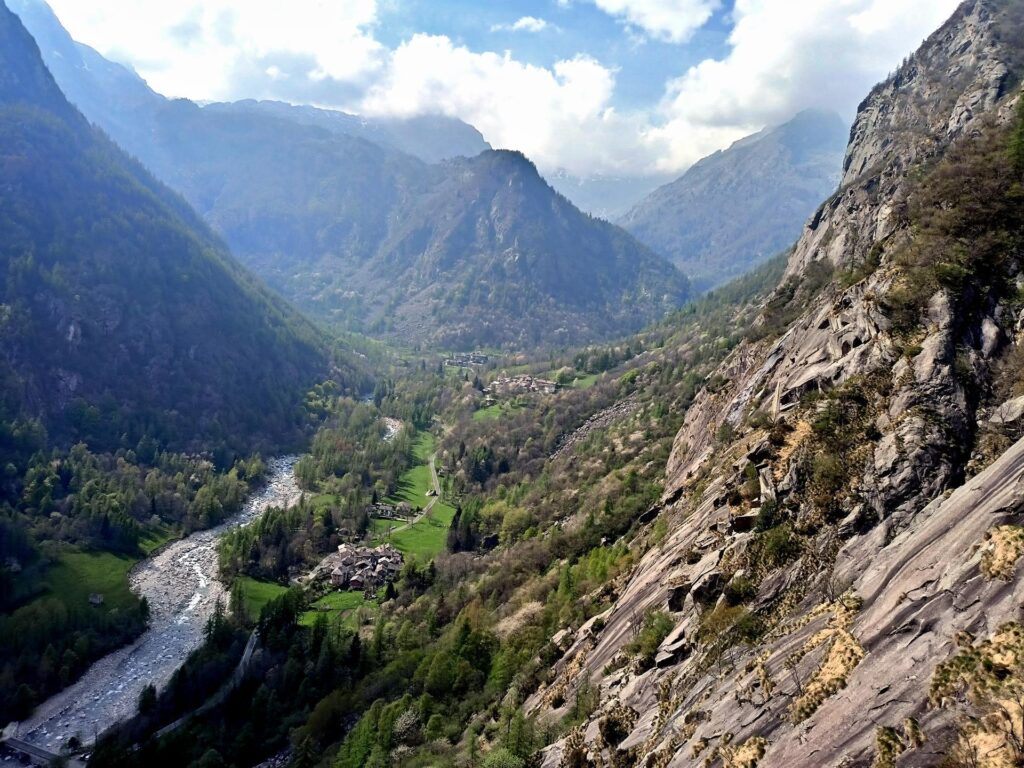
530,3 -> 1024,766
784,0 -> 1016,280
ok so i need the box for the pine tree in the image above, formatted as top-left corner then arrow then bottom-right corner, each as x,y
291,736 -> 318,768
1010,98 -> 1024,173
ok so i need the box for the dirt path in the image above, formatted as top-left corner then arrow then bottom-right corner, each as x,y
385,454 -> 441,535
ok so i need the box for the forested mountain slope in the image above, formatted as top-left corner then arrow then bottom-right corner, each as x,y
10,0 -> 686,349
353,150 -> 689,348
0,0 -> 340,457
0,0 -> 357,728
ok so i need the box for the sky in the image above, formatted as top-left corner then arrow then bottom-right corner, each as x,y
41,0 -> 963,178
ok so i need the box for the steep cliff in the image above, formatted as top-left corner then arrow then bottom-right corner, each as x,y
530,2 -> 1024,766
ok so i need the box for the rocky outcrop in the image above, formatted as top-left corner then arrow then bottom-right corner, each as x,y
537,435 -> 1024,767
784,0 -> 1018,280
530,3 -> 1024,766
666,0 -> 1024,509
664,279 -> 896,492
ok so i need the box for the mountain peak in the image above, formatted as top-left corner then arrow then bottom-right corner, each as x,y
619,108 -> 846,289
462,148 -> 542,179
0,0 -> 338,454
786,0 -> 1022,279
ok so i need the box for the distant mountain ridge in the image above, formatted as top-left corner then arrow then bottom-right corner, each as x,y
6,0 -> 489,167
545,169 -> 673,221
0,0 -> 343,457
11,0 -> 686,349
619,109 -> 847,290
205,100 -> 491,165
360,150 -> 688,348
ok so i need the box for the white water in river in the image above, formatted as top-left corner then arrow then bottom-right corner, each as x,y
5,457 -> 300,754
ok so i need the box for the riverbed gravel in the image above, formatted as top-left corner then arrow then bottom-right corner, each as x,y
4,457 -> 300,755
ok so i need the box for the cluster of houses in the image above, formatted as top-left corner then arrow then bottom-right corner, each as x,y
369,501 -> 414,521
315,544 -> 404,592
444,352 -> 490,368
485,375 -> 558,397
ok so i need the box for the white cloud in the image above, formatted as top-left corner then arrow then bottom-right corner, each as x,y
36,0 -> 967,178
588,0 -> 720,43
44,0 -> 383,100
648,0 -> 963,171
359,34 -> 666,175
491,16 -> 550,33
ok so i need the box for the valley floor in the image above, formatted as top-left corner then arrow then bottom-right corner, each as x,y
2,458 -> 301,757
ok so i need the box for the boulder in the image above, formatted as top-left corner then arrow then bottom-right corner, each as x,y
982,316 -> 1002,358
551,629 -> 574,651
990,395 -> 1024,425
690,570 -> 724,604
655,638 -> 690,668
731,510 -> 760,533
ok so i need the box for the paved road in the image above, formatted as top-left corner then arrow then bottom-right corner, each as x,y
1,736 -> 86,767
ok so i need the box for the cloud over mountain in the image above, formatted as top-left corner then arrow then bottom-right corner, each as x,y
39,0 -> 961,177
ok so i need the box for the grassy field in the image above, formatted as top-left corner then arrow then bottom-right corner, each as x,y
386,464 -> 434,508
372,430 -> 456,561
236,576 -> 289,618
472,401 -> 525,422
370,517 -> 402,537
570,373 -> 600,389
385,501 -> 457,561
138,523 -> 177,555
411,432 -> 435,463
44,549 -> 140,612
384,432 -> 436,510
299,590 -> 374,628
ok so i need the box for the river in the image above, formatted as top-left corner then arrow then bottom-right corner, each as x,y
4,457 -> 301,755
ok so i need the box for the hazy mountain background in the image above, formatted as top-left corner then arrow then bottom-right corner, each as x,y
544,170 -> 674,221
0,0 -> 351,457
203,100 -> 491,165
9,0 -> 688,349
619,109 -> 848,290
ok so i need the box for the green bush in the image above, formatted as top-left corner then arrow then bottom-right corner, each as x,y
755,499 -> 783,531
750,524 -> 801,571
625,610 -> 675,669
724,576 -> 757,606
482,747 -> 526,768
697,605 -> 763,648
